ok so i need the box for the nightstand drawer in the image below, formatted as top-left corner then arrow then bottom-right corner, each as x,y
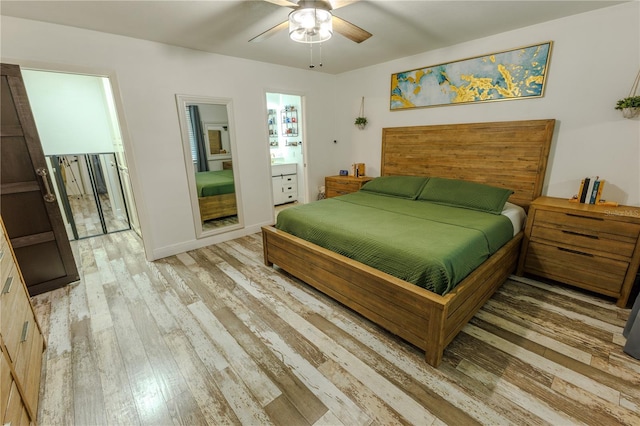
530,224 -> 637,258
328,180 -> 360,192
326,188 -> 357,197
518,196 -> 640,307
535,209 -> 640,239
524,241 -> 628,296
325,176 -> 373,198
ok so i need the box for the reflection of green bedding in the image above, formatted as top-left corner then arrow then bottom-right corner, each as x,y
275,191 -> 513,295
195,170 -> 235,197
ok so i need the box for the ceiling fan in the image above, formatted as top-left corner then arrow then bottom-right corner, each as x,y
249,0 -> 372,44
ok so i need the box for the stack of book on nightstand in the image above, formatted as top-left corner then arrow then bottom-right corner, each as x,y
351,163 -> 365,177
576,176 -> 605,204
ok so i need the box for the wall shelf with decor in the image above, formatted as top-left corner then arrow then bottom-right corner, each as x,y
267,108 -> 278,146
281,106 -> 298,137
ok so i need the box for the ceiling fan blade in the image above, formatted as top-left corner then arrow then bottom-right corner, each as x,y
328,0 -> 359,11
264,0 -> 298,7
332,15 -> 372,43
249,20 -> 288,42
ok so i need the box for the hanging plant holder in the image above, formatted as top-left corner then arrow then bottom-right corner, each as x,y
622,108 -> 640,119
615,68 -> 640,119
355,96 -> 367,129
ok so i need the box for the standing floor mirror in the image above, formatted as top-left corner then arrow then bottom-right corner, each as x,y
176,95 -> 242,238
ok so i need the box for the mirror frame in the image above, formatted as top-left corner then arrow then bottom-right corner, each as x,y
175,94 -> 242,238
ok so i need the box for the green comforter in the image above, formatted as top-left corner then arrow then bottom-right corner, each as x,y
275,191 -> 514,295
195,169 -> 235,197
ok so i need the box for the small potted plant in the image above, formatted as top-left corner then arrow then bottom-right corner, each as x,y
615,95 -> 640,118
354,116 -> 368,129
355,96 -> 368,129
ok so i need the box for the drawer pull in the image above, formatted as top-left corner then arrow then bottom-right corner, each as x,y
565,213 -> 604,221
562,230 -> 598,239
558,247 -> 593,257
2,276 -> 13,294
20,321 -> 29,342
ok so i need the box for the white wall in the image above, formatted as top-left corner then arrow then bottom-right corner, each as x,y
22,70 -> 116,155
1,16 -> 341,259
335,2 -> 640,206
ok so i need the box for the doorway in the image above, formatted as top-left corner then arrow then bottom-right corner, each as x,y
21,69 -> 140,241
266,92 -> 307,211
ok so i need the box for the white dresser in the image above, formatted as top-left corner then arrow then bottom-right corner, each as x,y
271,163 -> 297,205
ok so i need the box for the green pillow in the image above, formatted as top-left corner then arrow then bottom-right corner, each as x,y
417,177 -> 513,214
360,176 -> 429,199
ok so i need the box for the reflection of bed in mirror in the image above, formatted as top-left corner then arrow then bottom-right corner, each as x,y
195,169 -> 237,221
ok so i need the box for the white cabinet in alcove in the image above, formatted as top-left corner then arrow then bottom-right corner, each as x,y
271,163 -> 297,205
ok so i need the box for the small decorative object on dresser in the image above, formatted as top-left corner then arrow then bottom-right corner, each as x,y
1,217 -> 46,425
350,162 -> 365,177
517,196 -> 640,307
325,175 -> 373,198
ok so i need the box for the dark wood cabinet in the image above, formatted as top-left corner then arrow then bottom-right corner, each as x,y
1,63 -> 78,295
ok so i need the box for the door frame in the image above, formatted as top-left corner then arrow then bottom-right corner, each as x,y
264,90 -> 310,210
10,59 -> 152,259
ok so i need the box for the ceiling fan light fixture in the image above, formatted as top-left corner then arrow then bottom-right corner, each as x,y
288,7 -> 333,43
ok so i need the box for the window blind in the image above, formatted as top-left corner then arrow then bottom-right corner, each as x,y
185,106 -> 197,163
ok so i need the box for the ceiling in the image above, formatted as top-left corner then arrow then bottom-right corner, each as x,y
1,0 -> 626,74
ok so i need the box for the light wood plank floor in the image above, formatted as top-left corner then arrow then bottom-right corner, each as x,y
67,194 -> 130,238
31,230 -> 640,425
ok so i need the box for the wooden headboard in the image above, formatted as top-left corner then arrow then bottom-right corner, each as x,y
381,119 -> 555,210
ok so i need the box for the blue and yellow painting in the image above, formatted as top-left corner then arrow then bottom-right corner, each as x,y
390,42 -> 552,110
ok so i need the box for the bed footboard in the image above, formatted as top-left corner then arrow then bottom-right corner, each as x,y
262,226 -> 518,366
199,193 -> 237,221
261,225 -> 521,367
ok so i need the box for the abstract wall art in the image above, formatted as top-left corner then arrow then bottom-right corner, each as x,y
390,41 -> 552,110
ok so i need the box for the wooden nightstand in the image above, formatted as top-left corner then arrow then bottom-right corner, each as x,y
325,175 -> 373,198
517,196 -> 640,307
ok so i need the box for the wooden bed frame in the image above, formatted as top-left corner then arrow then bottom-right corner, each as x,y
199,193 -> 237,222
262,119 -> 555,367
